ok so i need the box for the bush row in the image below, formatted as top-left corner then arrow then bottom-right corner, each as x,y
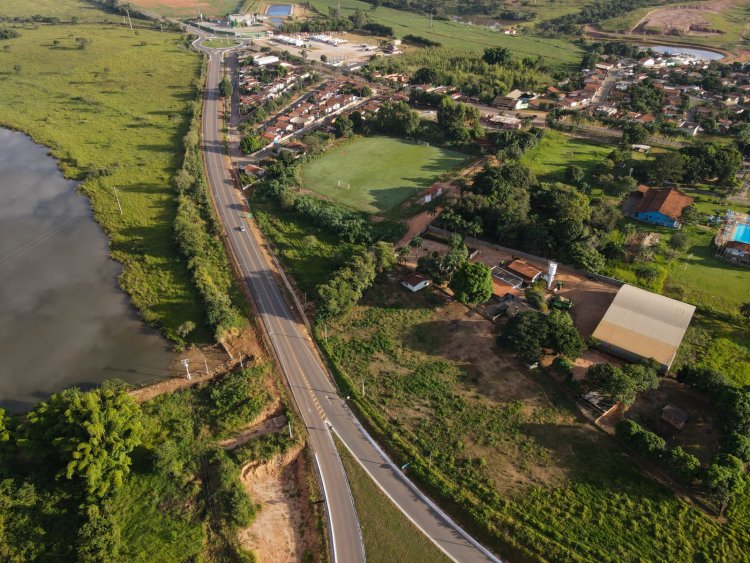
173,62 -> 245,342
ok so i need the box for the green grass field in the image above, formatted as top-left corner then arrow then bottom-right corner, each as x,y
599,0 -> 750,53
309,0 -> 582,66
521,130 -> 615,185
300,136 -> 466,214
335,435 -> 452,563
202,36 -> 241,48
320,280 -> 750,562
0,22 -> 209,340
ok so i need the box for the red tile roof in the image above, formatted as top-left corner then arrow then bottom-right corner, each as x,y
635,187 -> 694,220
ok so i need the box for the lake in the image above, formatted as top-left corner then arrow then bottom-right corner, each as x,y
266,4 -> 292,16
0,128 -> 174,412
640,44 -> 725,61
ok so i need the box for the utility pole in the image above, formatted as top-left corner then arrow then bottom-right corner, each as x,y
203,352 -> 209,377
361,379 -> 365,397
112,186 -> 123,215
125,6 -> 133,30
181,358 -> 191,381
288,420 -> 293,438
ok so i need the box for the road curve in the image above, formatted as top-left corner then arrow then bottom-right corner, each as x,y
193,32 -> 500,563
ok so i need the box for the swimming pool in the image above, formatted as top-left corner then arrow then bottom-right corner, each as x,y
732,223 -> 750,244
266,4 -> 292,16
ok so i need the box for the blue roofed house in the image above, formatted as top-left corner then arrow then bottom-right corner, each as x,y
632,185 -> 694,229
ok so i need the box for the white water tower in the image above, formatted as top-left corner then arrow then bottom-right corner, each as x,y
546,261 -> 558,289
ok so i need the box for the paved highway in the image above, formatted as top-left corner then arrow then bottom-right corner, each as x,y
194,34 -> 500,563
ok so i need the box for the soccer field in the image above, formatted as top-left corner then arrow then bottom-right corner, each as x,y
300,137 -> 467,214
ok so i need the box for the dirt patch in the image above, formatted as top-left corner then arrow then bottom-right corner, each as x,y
239,445 -> 307,563
129,327 -> 263,403
626,378 -> 721,465
632,1 -> 733,36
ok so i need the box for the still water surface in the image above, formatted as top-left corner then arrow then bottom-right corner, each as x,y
0,128 -> 174,412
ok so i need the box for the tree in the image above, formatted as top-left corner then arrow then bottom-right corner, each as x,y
524,284 -> 548,312
348,7 -> 369,28
668,231 -> 688,251
739,302 -> 750,319
240,134 -> 264,155
667,447 -> 700,481
679,204 -> 701,226
409,236 -> 423,260
622,122 -> 649,145
449,262 -> 492,304
334,115 -> 354,138
504,311 -> 548,365
483,47 -> 511,66
76,37 -> 90,50
76,504 -> 121,562
320,54 -> 327,63
706,455 -> 745,515
219,76 -> 233,98
546,310 -> 586,358
586,360 -> 659,406
21,386 -> 143,500
565,165 -> 585,186
648,151 -> 686,185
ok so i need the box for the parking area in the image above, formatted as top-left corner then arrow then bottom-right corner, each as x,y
256,32 -> 385,66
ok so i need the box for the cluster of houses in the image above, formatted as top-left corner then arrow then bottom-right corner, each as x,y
528,51 -> 750,137
238,56 -> 311,112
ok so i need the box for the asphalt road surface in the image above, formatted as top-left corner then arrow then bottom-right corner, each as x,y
194,34 -> 500,563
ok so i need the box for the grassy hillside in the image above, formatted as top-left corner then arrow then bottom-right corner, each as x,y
310,0 -> 582,66
0,22 -> 209,340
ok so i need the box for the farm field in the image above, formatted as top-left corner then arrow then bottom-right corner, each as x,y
598,0 -> 750,54
0,0 -> 108,20
309,0 -> 582,66
299,136 -> 467,214
335,436 -> 452,563
127,0 -> 244,17
320,279 -> 750,561
0,23 -> 209,340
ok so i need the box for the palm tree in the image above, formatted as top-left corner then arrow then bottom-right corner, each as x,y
410,236 -> 423,260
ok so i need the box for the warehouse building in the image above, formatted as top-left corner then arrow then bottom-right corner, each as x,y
591,284 -> 695,373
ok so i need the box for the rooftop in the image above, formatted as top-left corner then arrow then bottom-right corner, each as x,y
635,187 -> 694,220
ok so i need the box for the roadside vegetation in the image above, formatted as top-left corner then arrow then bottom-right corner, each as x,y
0,362 -> 310,561
334,435 -> 452,563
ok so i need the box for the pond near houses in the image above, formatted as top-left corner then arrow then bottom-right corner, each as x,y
0,128 -> 174,412
640,44 -> 725,61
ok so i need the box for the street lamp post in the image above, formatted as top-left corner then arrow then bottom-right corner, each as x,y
181,358 -> 191,381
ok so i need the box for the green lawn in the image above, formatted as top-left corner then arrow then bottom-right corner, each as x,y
202,37 -> 242,48
335,435 -> 452,563
309,0 -> 582,66
300,136 -> 466,214
0,22 -> 210,340
521,129 -> 615,185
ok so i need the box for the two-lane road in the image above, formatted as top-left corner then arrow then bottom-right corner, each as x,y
196,36 -> 500,563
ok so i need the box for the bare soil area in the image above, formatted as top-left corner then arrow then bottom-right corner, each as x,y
626,378 -> 721,465
239,445 -> 308,563
632,1 -> 732,36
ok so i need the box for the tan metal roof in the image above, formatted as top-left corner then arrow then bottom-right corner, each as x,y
591,284 -> 695,369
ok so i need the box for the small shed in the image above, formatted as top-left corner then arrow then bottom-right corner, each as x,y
401,273 -> 431,293
661,404 -> 688,430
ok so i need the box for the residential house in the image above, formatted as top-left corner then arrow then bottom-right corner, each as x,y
631,186 -> 694,228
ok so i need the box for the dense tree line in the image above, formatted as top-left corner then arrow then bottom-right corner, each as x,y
316,243 -> 396,320
616,420 -> 700,481
402,34 -> 441,47
0,27 -> 20,40
173,94 -> 245,341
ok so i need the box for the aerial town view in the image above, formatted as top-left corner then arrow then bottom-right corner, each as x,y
1,0 -> 750,561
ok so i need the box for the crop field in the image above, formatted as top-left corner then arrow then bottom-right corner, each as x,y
0,0 -> 108,20
320,279 -> 750,561
335,435 -> 452,563
127,0 -> 243,17
309,0 -> 582,66
0,23 -> 209,340
299,136 -> 466,214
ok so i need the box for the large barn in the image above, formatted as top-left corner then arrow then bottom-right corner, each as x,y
591,284 -> 695,373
